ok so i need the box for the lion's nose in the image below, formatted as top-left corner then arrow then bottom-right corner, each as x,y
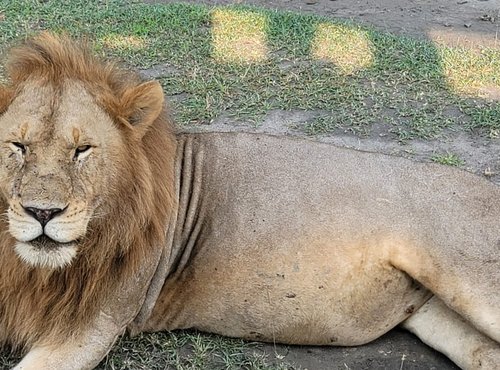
23,206 -> 64,227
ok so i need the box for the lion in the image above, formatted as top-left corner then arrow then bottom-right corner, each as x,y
0,33 -> 498,370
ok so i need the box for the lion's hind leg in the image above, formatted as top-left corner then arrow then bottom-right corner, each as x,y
389,243 -> 499,344
402,296 -> 500,370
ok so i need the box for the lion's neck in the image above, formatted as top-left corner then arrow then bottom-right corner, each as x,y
129,134 -> 206,332
167,135 -> 206,276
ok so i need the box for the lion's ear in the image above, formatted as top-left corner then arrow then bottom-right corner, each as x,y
120,80 -> 164,133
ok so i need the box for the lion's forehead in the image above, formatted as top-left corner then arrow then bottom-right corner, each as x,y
55,80 -> 119,143
0,80 -> 119,146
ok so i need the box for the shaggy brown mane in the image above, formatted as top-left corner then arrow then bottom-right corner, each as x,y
0,32 -> 176,350
6,33 -> 144,124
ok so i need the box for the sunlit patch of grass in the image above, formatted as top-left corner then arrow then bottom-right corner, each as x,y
312,23 -> 374,74
439,47 -> 500,100
100,34 -> 147,51
211,8 -> 268,64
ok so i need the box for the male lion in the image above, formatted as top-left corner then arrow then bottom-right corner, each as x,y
0,33 -> 498,370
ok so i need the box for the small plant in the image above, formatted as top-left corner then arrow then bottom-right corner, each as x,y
431,153 -> 465,167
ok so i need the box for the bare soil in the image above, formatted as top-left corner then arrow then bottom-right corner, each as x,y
152,0 -> 500,48
143,1 -> 499,369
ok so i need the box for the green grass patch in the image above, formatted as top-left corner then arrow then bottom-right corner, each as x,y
461,102 -> 500,138
96,330 -> 294,370
431,152 -> 465,167
0,1 -> 498,138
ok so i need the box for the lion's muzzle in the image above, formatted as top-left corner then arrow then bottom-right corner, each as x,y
7,202 -> 90,269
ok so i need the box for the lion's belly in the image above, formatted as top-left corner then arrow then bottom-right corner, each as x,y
145,237 -> 431,345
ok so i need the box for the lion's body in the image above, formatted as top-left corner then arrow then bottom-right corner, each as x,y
140,133 -> 499,349
0,34 -> 498,370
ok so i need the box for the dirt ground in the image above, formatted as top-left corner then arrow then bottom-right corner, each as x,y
154,0 -> 500,48
146,1 -> 497,369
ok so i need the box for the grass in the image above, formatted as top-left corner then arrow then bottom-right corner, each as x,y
96,331 -> 292,370
0,0 -> 498,139
0,0 -> 498,369
431,152 -> 465,167
0,331 -> 294,370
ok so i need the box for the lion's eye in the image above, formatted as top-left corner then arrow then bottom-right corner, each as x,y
11,142 -> 26,154
76,145 -> 91,154
73,145 -> 92,161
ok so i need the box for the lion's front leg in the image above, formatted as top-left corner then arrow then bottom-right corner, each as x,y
13,311 -> 125,370
402,296 -> 500,370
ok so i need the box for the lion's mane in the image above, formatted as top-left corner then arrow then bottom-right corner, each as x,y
0,33 -> 176,350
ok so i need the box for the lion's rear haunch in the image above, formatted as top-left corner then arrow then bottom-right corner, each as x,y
0,33 -> 176,349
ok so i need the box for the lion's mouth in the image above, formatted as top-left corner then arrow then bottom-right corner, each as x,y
14,235 -> 79,269
29,234 -> 75,250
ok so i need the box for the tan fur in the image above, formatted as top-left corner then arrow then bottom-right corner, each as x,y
0,34 -> 498,370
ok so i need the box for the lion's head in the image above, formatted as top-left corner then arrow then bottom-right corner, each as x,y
0,79 -> 126,268
0,33 -> 176,347
0,33 -> 175,269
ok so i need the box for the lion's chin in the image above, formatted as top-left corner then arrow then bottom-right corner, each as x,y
14,236 -> 78,269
